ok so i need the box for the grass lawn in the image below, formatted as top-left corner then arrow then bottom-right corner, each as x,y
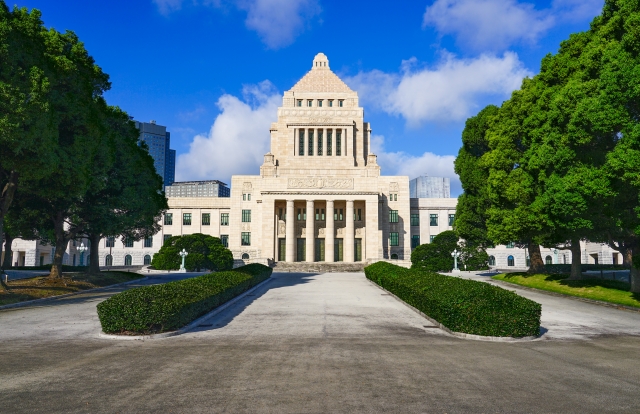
493,273 -> 640,308
0,271 -> 143,306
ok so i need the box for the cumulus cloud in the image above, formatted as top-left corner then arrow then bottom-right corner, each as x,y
371,135 -> 461,196
152,0 -> 320,48
176,81 -> 279,183
237,0 -> 321,48
345,52 -> 531,126
423,0 -> 603,52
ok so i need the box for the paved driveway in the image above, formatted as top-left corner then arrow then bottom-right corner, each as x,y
1,272 -> 640,413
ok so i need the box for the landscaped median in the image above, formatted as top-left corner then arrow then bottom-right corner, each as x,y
365,262 -> 541,338
492,273 -> 640,309
97,264 -> 272,335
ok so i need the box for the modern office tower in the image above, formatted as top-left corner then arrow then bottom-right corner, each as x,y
409,176 -> 451,198
135,120 -> 176,187
164,180 -> 231,198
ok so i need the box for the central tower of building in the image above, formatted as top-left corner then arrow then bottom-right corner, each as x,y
229,53 -> 410,264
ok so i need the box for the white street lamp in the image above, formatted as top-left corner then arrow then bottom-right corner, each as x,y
179,249 -> 188,273
77,242 -> 88,266
451,249 -> 461,273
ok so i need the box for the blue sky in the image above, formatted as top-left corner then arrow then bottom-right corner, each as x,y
14,0 -> 603,195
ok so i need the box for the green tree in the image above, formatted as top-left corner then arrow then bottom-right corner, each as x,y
411,230 -> 459,272
152,234 -> 234,272
0,4 -> 57,272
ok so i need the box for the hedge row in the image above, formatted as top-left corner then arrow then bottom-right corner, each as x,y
365,262 -> 541,337
97,264 -> 272,334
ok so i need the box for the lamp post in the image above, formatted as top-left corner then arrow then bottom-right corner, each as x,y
78,242 -> 88,266
451,249 -> 461,273
179,249 -> 188,273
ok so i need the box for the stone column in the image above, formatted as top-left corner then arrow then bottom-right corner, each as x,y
345,200 -> 355,262
306,200 -> 315,262
326,200 -> 335,262
285,200 -> 295,262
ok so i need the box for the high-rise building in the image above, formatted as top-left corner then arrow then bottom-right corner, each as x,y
165,180 -> 230,198
410,176 -> 450,198
135,120 -> 176,187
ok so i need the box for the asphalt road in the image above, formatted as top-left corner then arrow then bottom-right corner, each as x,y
1,271 -> 640,413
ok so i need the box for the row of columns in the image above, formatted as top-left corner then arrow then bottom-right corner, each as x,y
284,199 -> 355,262
294,128 -> 347,157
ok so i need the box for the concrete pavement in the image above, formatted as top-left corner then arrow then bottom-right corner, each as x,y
1,271 -> 640,413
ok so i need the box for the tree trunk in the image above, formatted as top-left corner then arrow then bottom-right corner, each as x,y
568,237 -> 582,280
2,232 -> 14,269
49,212 -> 70,279
527,241 -> 545,274
630,244 -> 640,293
0,171 -> 20,272
88,233 -> 101,275
623,247 -> 633,268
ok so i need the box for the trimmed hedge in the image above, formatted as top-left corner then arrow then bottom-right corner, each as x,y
365,262 -> 541,337
97,264 -> 272,334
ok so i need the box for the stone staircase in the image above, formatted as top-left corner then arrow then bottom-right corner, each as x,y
271,261 -> 367,273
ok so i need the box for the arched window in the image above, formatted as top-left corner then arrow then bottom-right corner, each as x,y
391,253 -> 398,260
488,255 -> 495,266
105,254 -> 113,266
144,255 -> 151,265
242,253 -> 250,260
507,255 -> 515,267
124,255 -> 132,266
545,255 -> 552,265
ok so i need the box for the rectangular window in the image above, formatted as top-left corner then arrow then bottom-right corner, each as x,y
448,214 -> 455,226
183,213 -> 192,225
202,213 -> 210,226
356,209 -> 362,221
297,100 -> 302,107
242,210 -> 251,222
390,232 -> 399,246
243,194 -> 246,201
506,242 -> 515,248
308,130 -> 314,156
389,210 -> 399,223
220,235 -> 229,247
299,130 -> 305,156
307,99 -> 312,107
297,208 -> 302,221
105,236 -> 115,248
430,235 -> 436,243
338,99 -> 344,107
220,213 -> 229,226
411,235 -> 420,248
164,213 -> 173,225
335,208 -> 344,221
328,100 -> 333,107
163,235 -> 172,244
411,213 -> 420,226
336,130 -> 342,156
144,236 -> 153,248
278,208 -> 284,221
316,208 -> 320,221
430,214 -> 438,226
321,209 -> 325,220
318,129 -> 323,156
124,238 -> 134,248
318,99 -> 323,107
327,130 -> 332,155
394,194 -> 398,201
241,232 -> 251,246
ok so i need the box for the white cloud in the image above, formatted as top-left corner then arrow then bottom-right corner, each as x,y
371,135 -> 461,196
153,0 -> 185,15
423,0 -> 603,52
345,52 -> 531,125
176,81 -> 280,183
237,0 -> 321,49
152,0 -> 320,48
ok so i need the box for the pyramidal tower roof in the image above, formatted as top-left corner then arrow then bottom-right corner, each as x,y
289,53 -> 354,93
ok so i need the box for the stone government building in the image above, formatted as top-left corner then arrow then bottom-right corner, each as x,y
1,54 -> 621,269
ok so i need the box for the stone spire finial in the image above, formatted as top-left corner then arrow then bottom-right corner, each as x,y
312,53 -> 329,70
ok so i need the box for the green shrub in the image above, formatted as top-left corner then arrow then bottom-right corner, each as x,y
97,263 -> 271,334
411,231 -> 488,272
365,262 -> 540,337
151,233 -> 234,271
